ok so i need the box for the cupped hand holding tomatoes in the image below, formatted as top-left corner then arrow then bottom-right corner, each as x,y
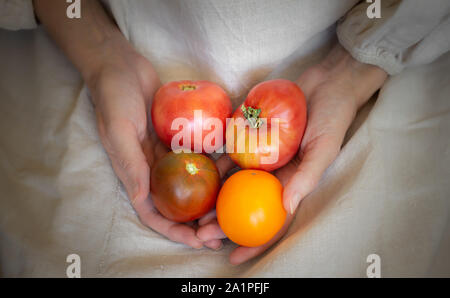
85,39 -> 217,249
198,44 -> 388,264
150,151 -> 220,223
227,79 -> 307,171
151,80 -> 232,153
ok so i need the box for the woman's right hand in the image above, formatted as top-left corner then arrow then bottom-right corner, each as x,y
87,41 -> 206,249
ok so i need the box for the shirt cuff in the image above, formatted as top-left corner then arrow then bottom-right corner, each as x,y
337,0 -> 450,76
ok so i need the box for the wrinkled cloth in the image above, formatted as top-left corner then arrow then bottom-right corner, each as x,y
2,0 -> 450,78
338,0 -> 450,75
0,1 -> 450,277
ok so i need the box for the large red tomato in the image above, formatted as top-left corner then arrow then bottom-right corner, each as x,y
151,80 -> 232,153
150,151 -> 220,223
226,79 -> 307,171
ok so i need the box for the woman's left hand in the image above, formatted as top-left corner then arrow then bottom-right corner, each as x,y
197,44 -> 387,265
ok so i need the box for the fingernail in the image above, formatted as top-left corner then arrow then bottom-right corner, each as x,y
290,194 -> 302,215
194,242 -> 204,250
195,235 -> 205,242
131,196 -> 138,206
130,183 -> 140,205
214,242 -> 224,251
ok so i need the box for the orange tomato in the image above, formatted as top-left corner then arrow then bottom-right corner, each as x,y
216,170 -> 286,247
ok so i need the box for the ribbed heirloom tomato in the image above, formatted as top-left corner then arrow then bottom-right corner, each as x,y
150,152 -> 220,223
216,170 -> 286,247
151,80 -> 232,153
227,79 -> 307,171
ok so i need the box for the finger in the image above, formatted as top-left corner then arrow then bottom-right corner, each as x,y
283,136 -> 340,214
215,154 -> 236,179
230,245 -> 269,265
229,215 -> 294,265
196,218 -> 227,242
198,209 -> 217,226
203,239 -> 223,251
136,197 -> 204,249
101,119 -> 150,205
165,223 -> 204,249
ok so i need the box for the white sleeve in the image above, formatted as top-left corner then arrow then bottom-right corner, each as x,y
337,0 -> 450,75
0,0 -> 37,30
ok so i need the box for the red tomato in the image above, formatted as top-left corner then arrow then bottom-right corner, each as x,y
216,170 -> 286,247
150,152 -> 220,223
226,79 -> 307,171
151,80 -> 232,153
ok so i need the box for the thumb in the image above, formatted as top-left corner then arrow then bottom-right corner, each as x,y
283,137 -> 340,214
102,120 -> 150,206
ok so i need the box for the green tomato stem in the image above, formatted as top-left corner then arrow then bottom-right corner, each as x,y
185,162 -> 199,175
241,105 -> 263,129
180,84 -> 197,91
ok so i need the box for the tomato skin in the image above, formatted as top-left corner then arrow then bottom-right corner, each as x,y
151,80 -> 232,153
216,170 -> 286,247
227,79 -> 307,171
150,152 -> 220,223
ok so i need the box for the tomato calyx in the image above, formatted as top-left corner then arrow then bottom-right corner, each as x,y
241,105 -> 263,129
179,84 -> 197,91
185,162 -> 199,175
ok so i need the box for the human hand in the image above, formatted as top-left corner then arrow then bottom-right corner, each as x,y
34,0 -> 223,249
197,44 -> 387,264
88,40 -> 212,249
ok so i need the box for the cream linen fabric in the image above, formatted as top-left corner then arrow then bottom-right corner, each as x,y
102,0 -> 357,102
0,1 -> 450,277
